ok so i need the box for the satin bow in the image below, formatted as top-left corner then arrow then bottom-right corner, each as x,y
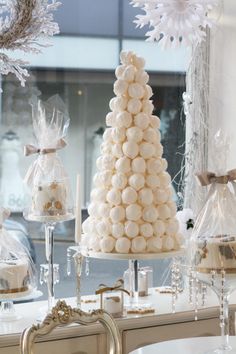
24,138 -> 67,156
196,169 -> 236,186
96,278 -> 130,296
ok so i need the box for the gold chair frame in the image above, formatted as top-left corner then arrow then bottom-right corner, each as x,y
20,300 -> 122,354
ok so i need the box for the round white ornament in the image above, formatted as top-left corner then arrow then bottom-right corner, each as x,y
161,158 -> 168,170
115,97 -> 128,111
157,204 -> 171,220
115,64 -> 126,79
96,156 -> 103,171
115,237 -> 131,253
134,112 -> 149,130
122,141 -> 139,159
139,142 -> 155,159
142,205 -> 158,223
102,155 -> 115,170
131,157 -> 146,173
153,188 -> 169,204
125,221 -> 139,238
153,219 -> 166,237
112,127 -> 126,143
100,236 -> 115,253
115,157 -> 131,173
128,82 -> 145,99
98,203 -> 111,218
129,173 -> 145,191
159,172 -> 171,186
103,128 -> 113,142
120,51 -> 133,65
96,220 -> 111,236
106,112 -> 116,127
143,127 -> 159,143
140,223 -> 153,238
116,111 -> 132,128
135,69 -> 149,84
146,158 -> 163,174
122,187 -> 138,204
147,237 -> 162,252
112,223 -> 125,239
126,204 -> 142,221
106,188 -> 121,206
126,126 -> 143,142
93,173 -> 102,187
99,170 -> 113,187
131,236 -> 146,253
112,173 -> 127,190
133,56 -> 145,69
110,206 -> 125,223
146,174 -> 160,189
142,100 -> 154,115
150,115 -> 160,129
143,85 -> 153,99
153,143 -> 163,158
138,188 -> 153,206
112,144 -> 123,158
100,142 -> 112,154
93,188 -> 107,202
127,98 -> 142,115
114,79 -> 128,96
122,65 -> 135,82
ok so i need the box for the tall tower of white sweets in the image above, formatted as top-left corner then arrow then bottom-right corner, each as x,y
82,51 -> 182,254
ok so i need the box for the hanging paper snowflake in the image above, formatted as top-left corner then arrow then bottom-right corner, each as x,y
131,0 -> 219,47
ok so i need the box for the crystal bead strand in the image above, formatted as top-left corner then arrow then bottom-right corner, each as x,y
67,247 -> 72,276
85,257 -> 90,276
220,270 -> 226,330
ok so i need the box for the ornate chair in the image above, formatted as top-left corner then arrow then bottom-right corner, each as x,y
20,300 -> 122,354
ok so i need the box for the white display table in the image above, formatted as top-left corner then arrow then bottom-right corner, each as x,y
0,290 -> 235,354
130,337 -> 236,354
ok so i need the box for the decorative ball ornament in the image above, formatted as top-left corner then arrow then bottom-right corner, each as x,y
131,0 -> 219,47
0,0 -> 60,85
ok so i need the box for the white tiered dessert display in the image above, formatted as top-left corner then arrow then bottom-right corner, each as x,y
81,51 -> 184,309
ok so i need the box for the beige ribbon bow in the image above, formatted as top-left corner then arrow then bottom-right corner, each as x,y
95,278 -> 130,296
196,169 -> 236,186
24,138 -> 66,156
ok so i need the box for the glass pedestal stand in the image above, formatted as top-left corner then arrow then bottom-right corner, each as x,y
44,223 -> 56,311
81,249 -> 185,311
67,245 -> 83,308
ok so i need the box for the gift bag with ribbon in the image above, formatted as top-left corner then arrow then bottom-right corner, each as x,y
190,132 -> 236,274
24,95 -> 73,222
96,279 -> 129,318
0,208 -> 37,298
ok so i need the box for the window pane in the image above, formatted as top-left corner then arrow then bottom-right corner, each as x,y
122,0 -> 147,38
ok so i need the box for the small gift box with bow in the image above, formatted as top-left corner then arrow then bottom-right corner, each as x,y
96,279 -> 129,318
24,95 -> 74,222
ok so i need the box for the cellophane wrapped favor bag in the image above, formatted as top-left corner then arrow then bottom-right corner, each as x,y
0,208 -> 37,299
190,132 -> 236,274
24,95 -> 74,222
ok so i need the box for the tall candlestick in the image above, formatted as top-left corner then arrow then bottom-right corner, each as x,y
75,174 -> 81,244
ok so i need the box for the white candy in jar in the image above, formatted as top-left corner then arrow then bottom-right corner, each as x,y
120,51 -> 134,65
89,236 -> 101,252
139,142 -> 155,159
163,235 -> 175,251
110,206 -> 125,223
146,174 -> 160,189
142,205 -> 158,222
125,221 -> 139,238
135,69 -> 149,84
134,112 -> 149,130
153,188 -> 169,204
131,236 -> 146,253
96,220 -> 111,236
115,64 -> 126,79
99,170 -> 113,187
102,155 -> 115,170
110,97 -> 128,112
146,158 -> 163,174
112,127 -> 126,143
122,141 -> 139,159
122,187 -> 138,204
114,79 -> 128,96
138,188 -> 153,206
133,56 -> 145,69
140,223 -> 153,238
153,143 -> 163,158
159,171 -> 171,186
131,157 -> 146,173
127,98 -> 142,115
106,188 -> 122,206
126,126 -> 143,142
150,115 -> 160,129
103,128 -> 113,142
143,85 -> 153,99
116,111 -> 132,129
147,237 -> 162,252
129,173 -> 145,191
126,203 -> 142,221
115,237 -> 131,253
153,219 -> 166,236
143,127 -> 159,143
128,83 -> 145,99
165,218 -> 179,235
142,100 -> 154,115
115,157 -> 131,173
112,173 -> 127,189
157,204 -> 171,220
122,64 -> 136,82
98,203 -> 111,218
106,112 -> 116,127
112,144 -> 123,158
112,223 -> 124,239
100,236 -> 115,253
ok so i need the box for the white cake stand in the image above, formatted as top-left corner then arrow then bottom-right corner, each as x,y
82,248 -> 185,311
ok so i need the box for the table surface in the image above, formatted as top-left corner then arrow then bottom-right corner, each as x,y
130,337 -> 236,354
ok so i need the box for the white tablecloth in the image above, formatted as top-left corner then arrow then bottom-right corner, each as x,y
130,337 -> 236,354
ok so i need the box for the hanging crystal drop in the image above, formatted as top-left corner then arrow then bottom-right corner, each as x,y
220,270 -> 226,329
67,247 -> 72,276
85,257 -> 90,276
